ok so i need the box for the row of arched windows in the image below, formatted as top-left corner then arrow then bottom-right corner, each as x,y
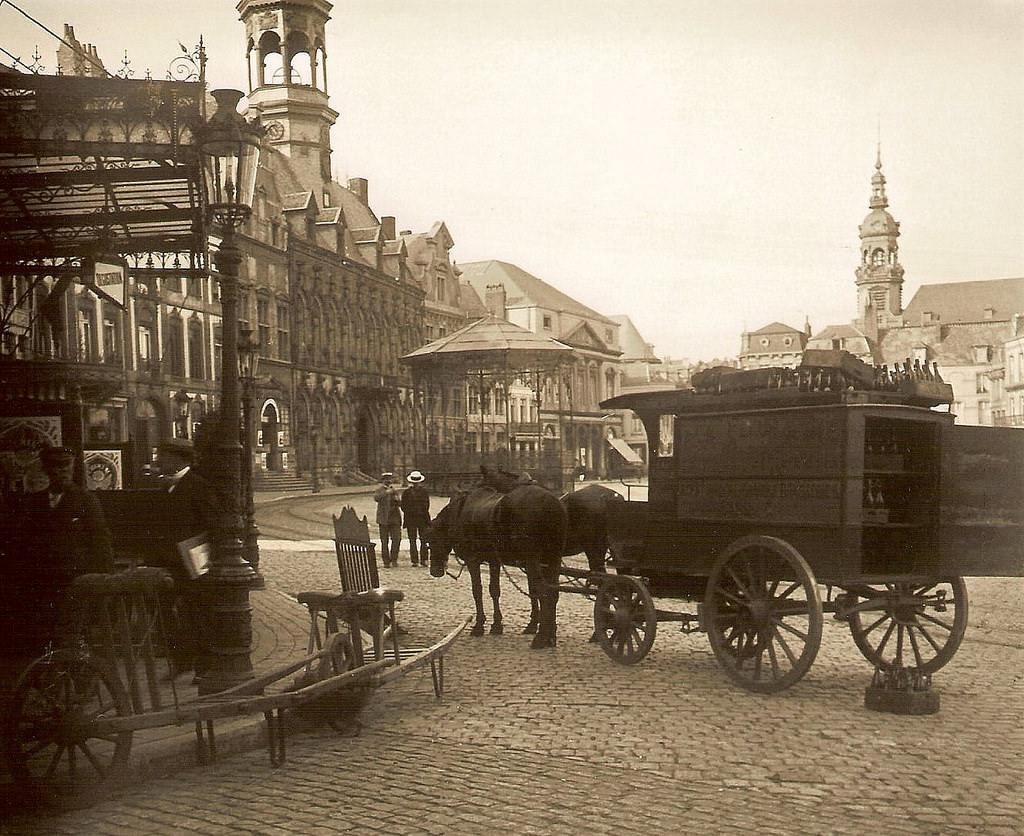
293,290 -> 412,375
248,30 -> 327,92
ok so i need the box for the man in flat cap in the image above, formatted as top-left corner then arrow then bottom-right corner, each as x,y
15,446 -> 114,654
373,472 -> 403,568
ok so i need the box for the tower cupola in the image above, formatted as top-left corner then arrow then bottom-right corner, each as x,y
237,0 -> 338,187
855,146 -> 904,333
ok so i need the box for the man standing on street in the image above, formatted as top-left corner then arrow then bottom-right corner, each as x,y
15,446 -> 114,655
401,470 -> 431,567
373,472 -> 402,567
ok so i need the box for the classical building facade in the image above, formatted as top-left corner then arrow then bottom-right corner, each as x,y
1004,314 -> 1024,427
738,321 -> 810,369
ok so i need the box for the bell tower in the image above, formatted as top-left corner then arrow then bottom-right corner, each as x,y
854,146 -> 904,334
238,0 -> 338,189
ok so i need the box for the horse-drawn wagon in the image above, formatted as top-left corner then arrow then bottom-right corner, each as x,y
586,352 -> 1023,692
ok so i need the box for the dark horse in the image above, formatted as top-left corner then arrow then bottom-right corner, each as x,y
520,483 -> 626,636
429,482 -> 568,649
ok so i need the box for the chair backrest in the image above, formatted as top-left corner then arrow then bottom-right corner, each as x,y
332,506 -> 379,592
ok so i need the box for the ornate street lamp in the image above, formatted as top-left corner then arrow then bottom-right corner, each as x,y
196,88 -> 262,694
238,327 -> 263,584
173,388 -> 192,439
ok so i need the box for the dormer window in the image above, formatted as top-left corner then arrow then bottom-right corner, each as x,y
323,191 -> 331,208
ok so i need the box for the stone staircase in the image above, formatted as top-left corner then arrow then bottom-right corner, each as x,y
253,471 -> 315,492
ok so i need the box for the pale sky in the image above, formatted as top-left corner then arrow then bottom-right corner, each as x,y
3,0 -> 1022,361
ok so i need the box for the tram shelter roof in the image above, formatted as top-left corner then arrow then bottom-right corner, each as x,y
0,68 -> 206,276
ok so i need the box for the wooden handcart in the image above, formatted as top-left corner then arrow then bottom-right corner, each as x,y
2,510 -> 469,807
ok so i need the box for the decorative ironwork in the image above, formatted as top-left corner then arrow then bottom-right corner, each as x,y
167,39 -> 205,84
115,51 -> 134,80
28,46 -> 44,74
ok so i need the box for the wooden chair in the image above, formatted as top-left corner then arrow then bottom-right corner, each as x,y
296,506 -> 404,668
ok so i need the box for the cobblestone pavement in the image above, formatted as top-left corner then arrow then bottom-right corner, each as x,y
2,489 -> 1021,835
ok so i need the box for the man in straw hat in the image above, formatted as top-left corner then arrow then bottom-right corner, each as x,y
401,470 -> 431,567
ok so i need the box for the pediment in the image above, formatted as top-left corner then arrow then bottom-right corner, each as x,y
564,321 -> 606,351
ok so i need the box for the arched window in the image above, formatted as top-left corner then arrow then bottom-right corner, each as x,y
187,318 -> 204,379
285,32 -> 312,85
166,315 -> 185,377
259,31 -> 284,85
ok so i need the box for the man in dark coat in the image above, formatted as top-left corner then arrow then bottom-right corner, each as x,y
157,436 -> 222,674
14,446 -> 114,655
400,470 -> 431,567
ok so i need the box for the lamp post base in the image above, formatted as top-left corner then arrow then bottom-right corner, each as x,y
197,571 -> 256,695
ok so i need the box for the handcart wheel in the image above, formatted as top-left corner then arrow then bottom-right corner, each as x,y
593,575 -> 657,665
704,536 -> 823,694
319,634 -> 360,732
847,576 -> 968,674
3,651 -> 132,807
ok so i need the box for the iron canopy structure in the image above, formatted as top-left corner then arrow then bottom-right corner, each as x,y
0,68 -> 206,279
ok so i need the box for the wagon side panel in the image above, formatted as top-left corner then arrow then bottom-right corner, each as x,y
671,408 -> 849,580
938,424 -> 1024,576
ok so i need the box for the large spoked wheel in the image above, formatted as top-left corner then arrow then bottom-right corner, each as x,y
3,651 -> 133,807
593,575 -> 657,665
847,577 -> 968,674
704,536 -> 823,694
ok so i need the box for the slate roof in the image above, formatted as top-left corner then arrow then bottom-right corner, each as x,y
458,260 -> 617,326
458,282 -> 489,318
901,277 -> 1024,324
610,315 -> 661,363
748,321 -> 804,335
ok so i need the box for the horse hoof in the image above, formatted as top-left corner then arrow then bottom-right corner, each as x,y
470,625 -> 485,637
489,624 -> 504,635
530,635 -> 556,650
522,623 -> 538,635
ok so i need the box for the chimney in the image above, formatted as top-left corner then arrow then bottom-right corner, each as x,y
485,284 -> 507,319
380,216 -> 396,240
348,177 -> 368,204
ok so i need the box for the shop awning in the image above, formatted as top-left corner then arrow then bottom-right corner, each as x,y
607,436 -> 642,464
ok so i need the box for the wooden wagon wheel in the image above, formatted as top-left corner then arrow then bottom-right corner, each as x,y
847,577 -> 968,674
3,651 -> 133,807
704,536 -> 823,694
593,575 -> 657,665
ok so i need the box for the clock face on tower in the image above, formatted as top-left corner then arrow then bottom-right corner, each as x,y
264,121 -> 284,141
